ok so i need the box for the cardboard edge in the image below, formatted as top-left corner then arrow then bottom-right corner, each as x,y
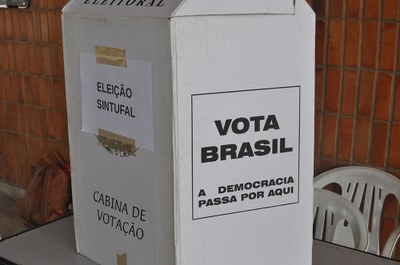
61,0 -> 73,14
171,0 -> 295,18
169,20 -> 183,265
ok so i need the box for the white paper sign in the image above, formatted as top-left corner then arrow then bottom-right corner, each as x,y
192,86 -> 300,219
80,52 -> 154,151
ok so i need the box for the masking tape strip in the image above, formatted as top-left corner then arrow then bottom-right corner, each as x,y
117,253 -> 127,265
95,46 -> 127,68
98,129 -> 137,157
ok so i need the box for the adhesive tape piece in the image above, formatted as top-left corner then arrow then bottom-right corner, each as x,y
98,129 -> 137,157
117,253 -> 127,265
95,46 -> 127,68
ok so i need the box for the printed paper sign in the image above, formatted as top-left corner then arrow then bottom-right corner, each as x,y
80,52 -> 154,151
192,86 -> 300,219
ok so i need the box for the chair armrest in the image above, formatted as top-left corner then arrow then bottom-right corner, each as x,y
382,226 -> 400,258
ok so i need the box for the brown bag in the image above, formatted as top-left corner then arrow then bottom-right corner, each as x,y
18,151 -> 72,226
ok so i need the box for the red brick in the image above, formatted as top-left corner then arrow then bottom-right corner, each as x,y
18,11 -> 28,41
40,11 -> 49,43
374,73 -> 393,121
12,75 -> 24,103
38,0 -> 47,9
370,122 -> 388,167
0,132 -> 5,156
27,44 -> 38,74
12,134 -> 28,164
30,44 -> 43,75
25,106 -> 34,136
0,13 -> 5,39
28,137 -> 44,165
321,114 -> 338,158
337,117 -> 354,161
48,0 -> 56,9
19,105 -> 28,134
394,76 -> 400,122
383,0 -> 399,20
38,77 -> 51,107
23,76 -> 37,106
48,110 -> 68,142
4,43 -> 16,71
362,21 -> 378,68
315,68 -> 324,112
329,0 -> 344,17
11,10 -> 21,40
0,73 -> 4,101
328,20 -> 344,66
28,107 -> 48,137
344,20 -> 360,67
42,45 -> 53,76
32,12 -> 42,42
326,69 -> 341,113
347,0 -> 361,18
25,11 -> 35,42
25,106 -> 48,137
5,103 -> 20,133
3,75 -> 12,100
315,112 -> 322,158
316,20 -> 326,65
341,71 -> 357,115
0,101 -> 5,129
57,46 -> 65,78
0,43 -> 7,71
29,0 -> 39,9
389,124 -> 400,168
358,71 -> 375,117
5,132 -> 18,160
354,118 -> 370,163
365,0 -> 381,19
14,43 -> 31,74
48,11 -> 62,44
380,23 -> 397,71
48,79 -> 66,110
4,10 -> 13,40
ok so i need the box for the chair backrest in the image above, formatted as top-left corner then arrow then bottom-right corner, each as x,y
314,166 -> 400,255
313,188 -> 369,251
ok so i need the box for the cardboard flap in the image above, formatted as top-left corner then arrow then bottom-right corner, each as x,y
62,0 -> 183,18
172,0 -> 295,17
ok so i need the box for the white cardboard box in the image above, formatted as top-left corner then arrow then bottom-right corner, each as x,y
62,1 -> 315,265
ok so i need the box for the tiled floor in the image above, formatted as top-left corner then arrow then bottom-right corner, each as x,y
0,184 -> 29,240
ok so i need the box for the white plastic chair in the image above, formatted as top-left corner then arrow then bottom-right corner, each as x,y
314,166 -> 400,256
313,188 -> 369,251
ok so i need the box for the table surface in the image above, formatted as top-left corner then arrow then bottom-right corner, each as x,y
0,216 -> 398,265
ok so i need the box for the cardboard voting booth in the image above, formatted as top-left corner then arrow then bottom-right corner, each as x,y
62,0 -> 315,264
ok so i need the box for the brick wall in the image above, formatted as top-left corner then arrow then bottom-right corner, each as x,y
309,0 -> 400,176
0,0 -> 69,188
308,0 -> 400,257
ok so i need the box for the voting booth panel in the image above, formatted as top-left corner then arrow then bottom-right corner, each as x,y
62,0 -> 315,265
